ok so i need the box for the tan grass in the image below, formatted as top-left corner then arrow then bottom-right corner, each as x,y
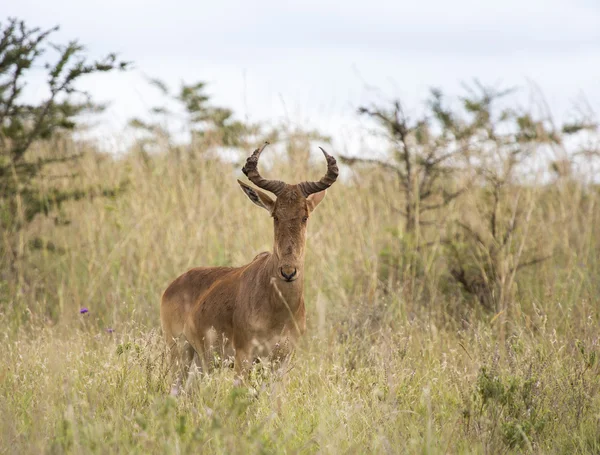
1,140 -> 600,453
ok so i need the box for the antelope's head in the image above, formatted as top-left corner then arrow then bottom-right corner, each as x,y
238,142 -> 338,283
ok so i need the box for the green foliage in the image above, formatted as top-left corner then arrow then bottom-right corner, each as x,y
0,18 -> 128,261
129,78 -> 262,149
344,87 -> 480,234
462,336 -> 600,452
473,365 -> 548,449
0,18 -> 127,162
344,82 -> 598,314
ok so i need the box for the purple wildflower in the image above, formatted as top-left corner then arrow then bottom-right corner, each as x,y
79,307 -> 89,314
105,328 -> 115,333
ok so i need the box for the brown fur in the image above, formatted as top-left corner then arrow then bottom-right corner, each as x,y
160,183 -> 328,390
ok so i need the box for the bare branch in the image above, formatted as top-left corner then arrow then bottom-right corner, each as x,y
339,155 -> 403,175
457,221 -> 487,248
491,184 -> 500,241
512,255 -> 552,272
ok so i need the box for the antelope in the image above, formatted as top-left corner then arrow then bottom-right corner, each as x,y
160,142 -> 338,392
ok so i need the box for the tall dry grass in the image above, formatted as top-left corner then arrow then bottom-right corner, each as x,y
1,138 -> 600,453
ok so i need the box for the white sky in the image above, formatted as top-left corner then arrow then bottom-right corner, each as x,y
4,0 -> 600,154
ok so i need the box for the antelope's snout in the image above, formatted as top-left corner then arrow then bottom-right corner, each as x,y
279,266 -> 298,282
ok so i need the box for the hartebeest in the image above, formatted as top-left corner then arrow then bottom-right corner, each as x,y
160,142 -> 338,391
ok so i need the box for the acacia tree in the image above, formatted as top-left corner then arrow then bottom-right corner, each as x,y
129,78 -> 262,151
342,92 -> 473,234
0,18 -> 128,269
441,84 -> 594,315
344,82 -> 596,313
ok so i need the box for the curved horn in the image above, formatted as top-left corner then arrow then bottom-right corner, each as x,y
242,142 -> 286,196
297,147 -> 339,197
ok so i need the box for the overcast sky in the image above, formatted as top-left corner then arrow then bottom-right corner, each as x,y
4,0 -> 600,152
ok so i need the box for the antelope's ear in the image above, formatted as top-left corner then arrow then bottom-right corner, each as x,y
307,190 -> 327,212
238,180 -> 275,212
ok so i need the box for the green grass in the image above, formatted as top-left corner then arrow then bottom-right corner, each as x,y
2,314 -> 599,453
1,144 -> 600,453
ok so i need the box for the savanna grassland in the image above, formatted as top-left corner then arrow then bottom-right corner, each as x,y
2,125 -> 600,455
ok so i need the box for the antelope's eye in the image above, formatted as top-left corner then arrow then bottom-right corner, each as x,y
302,216 -> 308,223
273,216 -> 279,222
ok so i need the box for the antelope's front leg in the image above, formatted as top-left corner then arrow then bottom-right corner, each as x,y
234,344 -> 253,379
170,338 -> 195,396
